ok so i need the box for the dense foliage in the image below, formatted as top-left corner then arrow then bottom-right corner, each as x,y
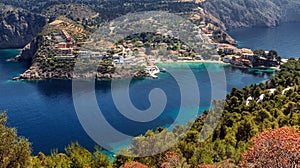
31,143 -> 110,168
0,112 -> 31,168
240,127 -> 300,168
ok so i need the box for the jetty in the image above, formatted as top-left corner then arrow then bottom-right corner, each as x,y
145,66 -> 160,79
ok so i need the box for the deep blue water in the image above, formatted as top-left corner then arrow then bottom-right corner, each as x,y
228,22 -> 300,58
0,49 -> 274,156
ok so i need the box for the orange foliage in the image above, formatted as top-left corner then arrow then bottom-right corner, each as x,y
120,161 -> 148,168
160,151 -> 182,167
160,162 -> 172,168
241,127 -> 300,167
195,164 -> 217,168
163,151 -> 180,166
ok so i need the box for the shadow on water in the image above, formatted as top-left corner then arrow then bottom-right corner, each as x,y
24,67 -> 212,141
22,76 -> 183,137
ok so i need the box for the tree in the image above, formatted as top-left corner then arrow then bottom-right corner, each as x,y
92,149 -> 111,168
240,127 -> 300,168
253,49 -> 266,57
268,50 -> 278,58
0,112 -> 31,168
120,161 -> 148,168
65,142 -> 94,168
43,152 -> 71,168
161,151 -> 181,167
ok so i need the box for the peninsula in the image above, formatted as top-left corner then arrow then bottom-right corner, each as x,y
11,6 -> 281,81
12,7 -> 237,80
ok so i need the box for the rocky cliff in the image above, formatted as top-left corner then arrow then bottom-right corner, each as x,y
203,0 -> 300,29
15,35 -> 43,61
0,4 -> 47,49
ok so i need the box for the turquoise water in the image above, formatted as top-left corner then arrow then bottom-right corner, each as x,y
228,22 -> 300,58
0,49 -> 274,156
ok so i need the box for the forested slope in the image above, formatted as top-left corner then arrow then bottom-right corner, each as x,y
114,59 -> 300,167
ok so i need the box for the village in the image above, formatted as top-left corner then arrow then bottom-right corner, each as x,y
43,15 -> 281,79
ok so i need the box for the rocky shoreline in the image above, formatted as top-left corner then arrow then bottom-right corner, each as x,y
12,64 -> 148,81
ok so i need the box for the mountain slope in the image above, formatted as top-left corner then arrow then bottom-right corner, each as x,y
0,3 -> 47,49
203,0 -> 300,29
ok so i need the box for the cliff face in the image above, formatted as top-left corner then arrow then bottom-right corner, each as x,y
0,4 -> 47,49
16,35 -> 43,61
203,0 -> 300,29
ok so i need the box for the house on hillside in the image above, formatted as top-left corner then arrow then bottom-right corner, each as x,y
218,44 -> 237,55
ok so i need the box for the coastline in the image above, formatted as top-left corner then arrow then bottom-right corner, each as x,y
12,59 -> 279,81
163,60 -> 230,65
10,17 -> 282,81
10,20 -> 283,81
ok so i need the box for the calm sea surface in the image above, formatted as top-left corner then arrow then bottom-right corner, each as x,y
3,22 -> 298,156
228,22 -> 300,58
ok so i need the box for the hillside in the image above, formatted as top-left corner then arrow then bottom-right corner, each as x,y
2,0 -> 300,49
0,0 -> 222,49
203,0 -> 300,29
41,3 -> 101,27
16,17 -> 90,80
2,0 -> 300,31
41,4 -> 98,19
0,3 -> 47,49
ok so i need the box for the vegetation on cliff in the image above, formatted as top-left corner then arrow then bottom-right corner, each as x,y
0,112 -> 31,168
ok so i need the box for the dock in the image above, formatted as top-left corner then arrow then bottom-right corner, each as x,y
145,66 -> 160,79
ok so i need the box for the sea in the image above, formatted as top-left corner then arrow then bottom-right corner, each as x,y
1,22 -> 298,156
228,22 -> 300,58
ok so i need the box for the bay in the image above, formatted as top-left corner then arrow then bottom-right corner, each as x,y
0,49 -> 274,155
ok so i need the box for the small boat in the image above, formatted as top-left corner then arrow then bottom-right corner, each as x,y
150,74 -> 158,79
160,68 -> 167,72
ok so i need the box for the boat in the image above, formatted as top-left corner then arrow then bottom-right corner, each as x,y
150,74 -> 158,79
160,68 -> 167,72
